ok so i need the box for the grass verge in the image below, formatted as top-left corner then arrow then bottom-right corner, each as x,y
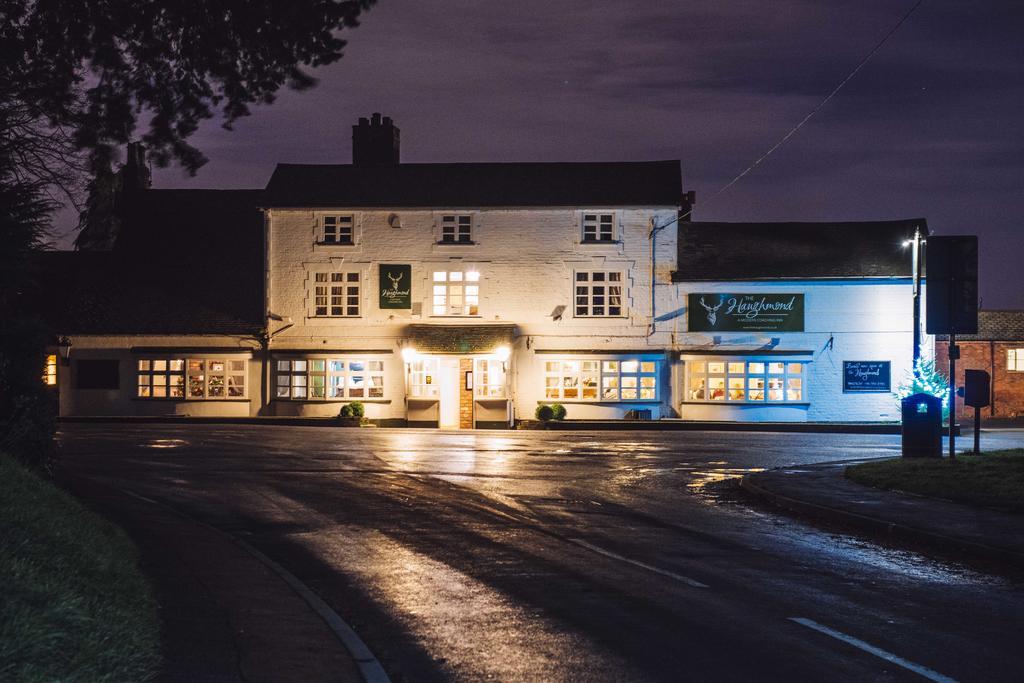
0,454 -> 160,682
846,449 -> 1024,513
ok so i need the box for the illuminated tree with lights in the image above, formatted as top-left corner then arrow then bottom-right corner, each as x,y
895,355 -> 950,416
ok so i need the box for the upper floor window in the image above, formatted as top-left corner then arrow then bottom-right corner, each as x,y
440,215 -> 473,244
1009,349 -> 1024,372
432,270 -> 480,316
575,271 -> 624,317
582,213 -> 614,242
312,271 -> 361,317
321,215 -> 354,244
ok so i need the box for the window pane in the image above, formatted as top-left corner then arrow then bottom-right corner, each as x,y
728,378 -> 745,400
748,362 -> 765,374
768,362 -> 785,374
787,363 -> 803,374
727,362 -> 745,374
640,362 -> 656,373
138,360 -> 150,371
689,361 -> 706,374
277,360 -> 291,371
294,360 -> 307,372
621,360 -> 639,373
707,362 -> 725,374
310,359 -> 325,372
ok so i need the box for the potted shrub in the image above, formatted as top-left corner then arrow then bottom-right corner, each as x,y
549,403 -> 566,421
535,404 -> 555,423
338,401 -> 367,426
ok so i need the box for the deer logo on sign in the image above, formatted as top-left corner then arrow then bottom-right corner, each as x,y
387,271 -> 403,293
699,296 -> 724,326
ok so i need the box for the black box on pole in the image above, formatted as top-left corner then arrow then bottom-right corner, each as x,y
925,236 -> 978,335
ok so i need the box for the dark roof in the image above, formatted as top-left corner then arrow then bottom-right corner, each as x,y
264,161 -> 683,208
936,311 -> 1024,341
29,189 -> 265,336
673,219 -> 927,281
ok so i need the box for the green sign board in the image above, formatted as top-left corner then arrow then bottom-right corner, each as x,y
688,293 -> 804,332
379,264 -> 412,309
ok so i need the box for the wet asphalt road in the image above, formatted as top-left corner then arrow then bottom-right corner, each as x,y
58,425 -> 1024,682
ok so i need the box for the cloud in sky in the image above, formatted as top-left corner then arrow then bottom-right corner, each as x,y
56,0 -> 1024,306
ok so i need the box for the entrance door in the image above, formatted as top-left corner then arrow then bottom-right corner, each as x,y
438,357 -> 460,428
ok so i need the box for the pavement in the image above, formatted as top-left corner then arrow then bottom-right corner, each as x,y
60,474 -> 366,683
56,424 -> 1024,681
741,460 -> 1024,569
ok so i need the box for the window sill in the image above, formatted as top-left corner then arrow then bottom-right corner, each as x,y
427,315 -> 482,319
571,315 -> 628,320
681,401 -> 810,406
272,398 -> 391,404
537,399 -> 659,405
315,242 -> 357,247
132,397 -> 251,402
436,241 -> 476,246
579,239 -> 621,246
307,316 -> 363,320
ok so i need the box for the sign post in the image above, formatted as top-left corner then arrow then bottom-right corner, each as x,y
962,369 -> 990,455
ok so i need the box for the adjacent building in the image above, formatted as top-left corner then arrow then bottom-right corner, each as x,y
39,114 -> 931,427
937,311 -> 1024,419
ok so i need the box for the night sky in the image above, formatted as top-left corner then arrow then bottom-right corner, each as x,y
56,0 -> 1024,308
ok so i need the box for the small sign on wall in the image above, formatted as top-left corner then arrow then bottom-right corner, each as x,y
843,361 -> 892,393
379,264 -> 412,309
688,293 -> 804,332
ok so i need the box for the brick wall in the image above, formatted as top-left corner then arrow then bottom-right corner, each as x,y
936,341 -> 1024,418
459,357 -> 474,428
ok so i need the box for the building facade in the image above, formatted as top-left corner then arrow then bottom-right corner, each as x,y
936,311 -> 1024,419
42,115 -> 930,427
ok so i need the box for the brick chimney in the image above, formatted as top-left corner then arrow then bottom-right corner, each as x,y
352,113 -> 400,166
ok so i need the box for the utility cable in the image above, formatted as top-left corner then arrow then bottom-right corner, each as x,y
653,0 -> 928,235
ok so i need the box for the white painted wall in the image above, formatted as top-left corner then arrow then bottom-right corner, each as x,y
267,206 -> 680,422
671,280 -> 927,422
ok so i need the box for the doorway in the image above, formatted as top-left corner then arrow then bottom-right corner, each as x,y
438,357 -> 460,428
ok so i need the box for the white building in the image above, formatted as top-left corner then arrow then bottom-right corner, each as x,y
41,115 -> 927,427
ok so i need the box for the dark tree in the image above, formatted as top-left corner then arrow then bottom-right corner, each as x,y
2,0 -> 375,175
0,0 -> 375,468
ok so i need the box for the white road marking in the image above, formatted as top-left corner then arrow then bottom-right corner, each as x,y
789,617 -> 957,683
567,538 -> 709,588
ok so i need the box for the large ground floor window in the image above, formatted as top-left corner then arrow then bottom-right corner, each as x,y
276,358 -> 385,400
137,358 -> 245,399
686,359 -> 805,403
544,358 -> 658,401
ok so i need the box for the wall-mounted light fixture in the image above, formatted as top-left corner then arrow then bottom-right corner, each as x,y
464,371 -> 473,391
57,336 -> 72,365
401,347 -> 418,363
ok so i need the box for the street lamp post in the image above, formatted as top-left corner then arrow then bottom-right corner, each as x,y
904,227 -> 924,364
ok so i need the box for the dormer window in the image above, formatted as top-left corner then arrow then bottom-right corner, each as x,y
440,214 -> 473,244
321,215 -> 354,245
582,212 -> 614,242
